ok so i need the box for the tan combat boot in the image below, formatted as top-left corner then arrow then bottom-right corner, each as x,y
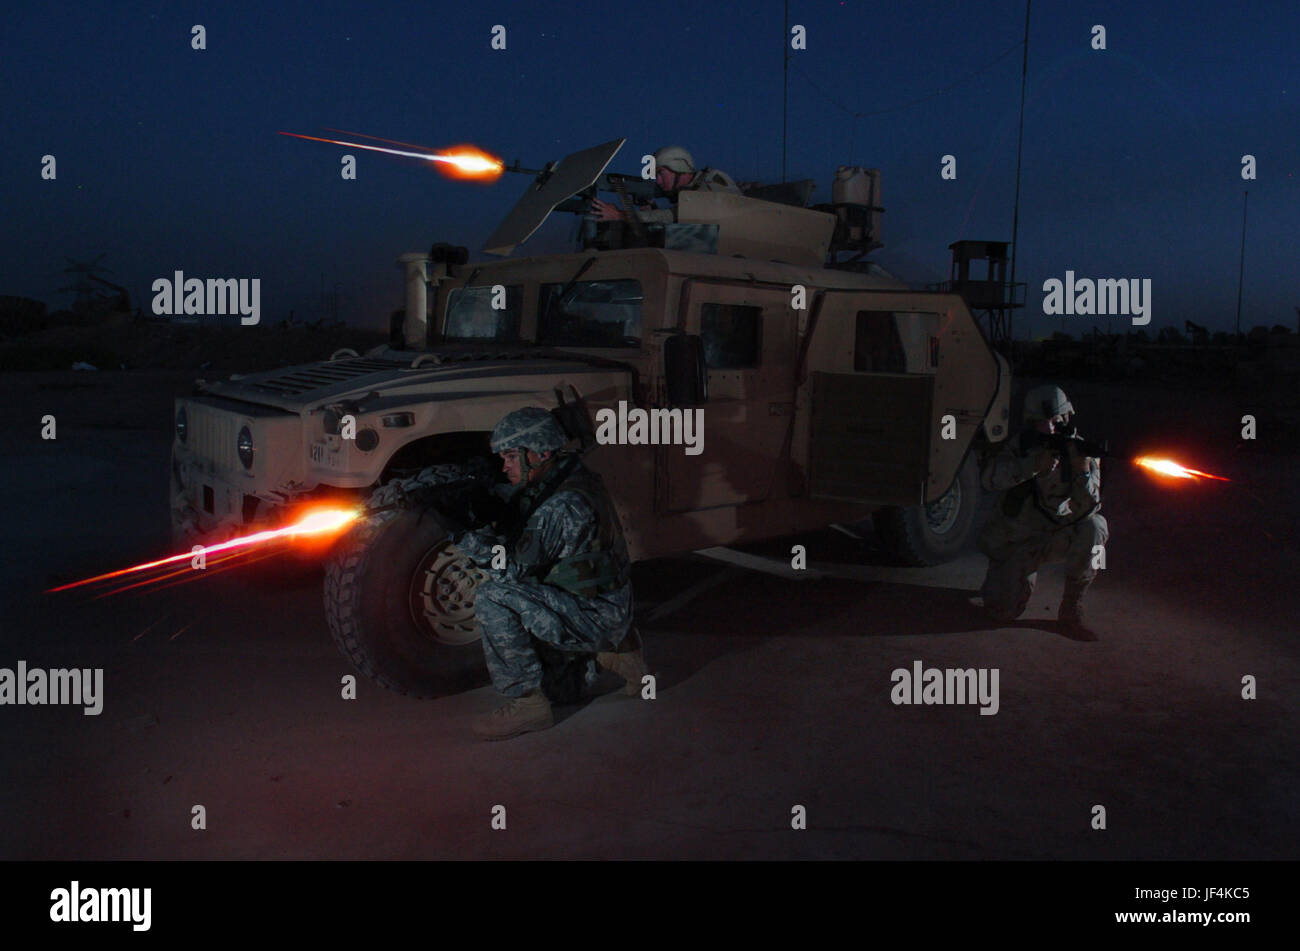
471,689 -> 554,741
597,627 -> 648,697
1059,581 -> 1099,641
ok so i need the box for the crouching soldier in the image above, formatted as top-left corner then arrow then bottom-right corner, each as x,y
453,407 -> 646,740
976,385 -> 1109,640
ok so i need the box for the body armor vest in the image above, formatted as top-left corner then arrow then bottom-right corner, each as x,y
504,455 -> 631,598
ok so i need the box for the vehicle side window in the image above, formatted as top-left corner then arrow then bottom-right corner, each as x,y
538,279 -> 642,348
854,311 -> 906,372
444,285 -> 523,341
700,303 -> 761,368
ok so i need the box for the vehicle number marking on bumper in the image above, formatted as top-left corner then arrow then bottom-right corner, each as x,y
311,442 -> 342,468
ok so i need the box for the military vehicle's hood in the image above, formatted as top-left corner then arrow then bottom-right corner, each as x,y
199,349 -> 630,413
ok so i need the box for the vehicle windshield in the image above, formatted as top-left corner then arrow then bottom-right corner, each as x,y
538,279 -> 642,349
443,285 -> 523,342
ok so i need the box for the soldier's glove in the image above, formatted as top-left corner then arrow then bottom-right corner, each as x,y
427,505 -> 472,541
451,527 -> 503,566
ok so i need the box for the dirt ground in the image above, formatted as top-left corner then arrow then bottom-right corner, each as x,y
2,370 -> 1296,859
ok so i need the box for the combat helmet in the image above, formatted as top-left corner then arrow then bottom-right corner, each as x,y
490,407 -> 569,454
653,145 -> 695,175
1022,384 -> 1074,423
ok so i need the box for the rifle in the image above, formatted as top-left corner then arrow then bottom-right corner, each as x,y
1018,424 -> 1112,461
1001,426 -> 1111,515
364,460 -> 504,536
365,391 -> 597,536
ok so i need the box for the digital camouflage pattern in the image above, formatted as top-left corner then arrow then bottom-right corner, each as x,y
455,453 -> 633,699
489,406 -> 570,454
977,432 -> 1108,620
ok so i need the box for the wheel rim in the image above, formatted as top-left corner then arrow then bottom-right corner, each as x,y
408,542 -> 488,647
925,479 -> 962,535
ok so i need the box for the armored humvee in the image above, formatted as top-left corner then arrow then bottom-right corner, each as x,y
169,138 -> 1010,695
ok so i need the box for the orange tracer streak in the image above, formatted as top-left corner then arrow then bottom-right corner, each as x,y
1133,456 -> 1230,482
46,506 -> 361,594
277,131 -> 504,180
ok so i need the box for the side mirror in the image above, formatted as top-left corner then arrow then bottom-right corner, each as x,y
552,386 -> 598,452
664,333 -> 707,406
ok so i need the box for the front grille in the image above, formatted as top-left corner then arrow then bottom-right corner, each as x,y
244,358 -> 399,397
188,404 -> 239,473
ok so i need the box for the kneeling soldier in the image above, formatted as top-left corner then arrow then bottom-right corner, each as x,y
453,407 -> 645,740
977,385 -> 1109,640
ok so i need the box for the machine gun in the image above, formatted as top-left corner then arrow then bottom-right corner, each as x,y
499,158 -> 662,215
557,172 -> 662,215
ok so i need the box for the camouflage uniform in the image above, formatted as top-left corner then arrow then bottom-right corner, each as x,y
455,453 -> 634,699
977,433 -> 1109,621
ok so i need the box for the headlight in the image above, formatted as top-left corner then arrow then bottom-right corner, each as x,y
356,428 -> 379,452
175,407 -> 188,444
237,425 -> 255,469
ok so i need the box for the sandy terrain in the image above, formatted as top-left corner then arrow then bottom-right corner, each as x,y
2,371 -> 1296,859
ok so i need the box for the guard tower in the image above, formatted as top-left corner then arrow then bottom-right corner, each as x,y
935,240 -> 1024,349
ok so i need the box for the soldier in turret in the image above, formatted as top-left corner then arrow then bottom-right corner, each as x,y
591,145 -> 739,224
452,407 -> 646,739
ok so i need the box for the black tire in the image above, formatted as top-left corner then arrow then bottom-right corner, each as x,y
872,453 -> 982,566
324,506 -> 489,698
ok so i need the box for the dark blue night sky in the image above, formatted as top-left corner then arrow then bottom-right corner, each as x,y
4,0 -> 1296,337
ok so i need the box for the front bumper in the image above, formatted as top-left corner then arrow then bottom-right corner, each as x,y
169,458 -> 281,546
170,394 -> 311,546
